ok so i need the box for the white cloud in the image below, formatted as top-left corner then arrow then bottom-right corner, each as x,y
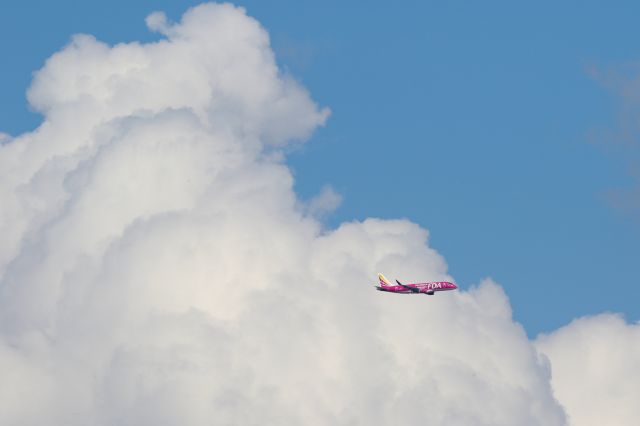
0,2 -> 635,425
588,65 -> 640,216
536,314 -> 640,426
145,11 -> 171,35
306,185 -> 342,218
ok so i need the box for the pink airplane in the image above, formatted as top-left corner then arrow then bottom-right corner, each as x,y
375,273 -> 458,295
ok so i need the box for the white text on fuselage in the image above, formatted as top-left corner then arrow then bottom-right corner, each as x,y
420,283 -> 444,290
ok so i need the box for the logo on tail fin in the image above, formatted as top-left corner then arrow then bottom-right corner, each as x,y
378,273 -> 391,287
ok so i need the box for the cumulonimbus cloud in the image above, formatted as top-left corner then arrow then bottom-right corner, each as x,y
0,3 -> 637,425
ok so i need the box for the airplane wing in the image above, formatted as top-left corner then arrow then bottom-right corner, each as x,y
396,279 -> 420,293
396,279 -> 435,295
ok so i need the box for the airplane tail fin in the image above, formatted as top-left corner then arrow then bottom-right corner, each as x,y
378,273 -> 391,287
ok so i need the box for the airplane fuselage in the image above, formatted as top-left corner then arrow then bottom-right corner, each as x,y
376,281 -> 458,295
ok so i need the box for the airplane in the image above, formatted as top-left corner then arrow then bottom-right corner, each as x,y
375,273 -> 458,295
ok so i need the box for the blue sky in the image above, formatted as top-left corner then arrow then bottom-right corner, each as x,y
2,0 -> 638,336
